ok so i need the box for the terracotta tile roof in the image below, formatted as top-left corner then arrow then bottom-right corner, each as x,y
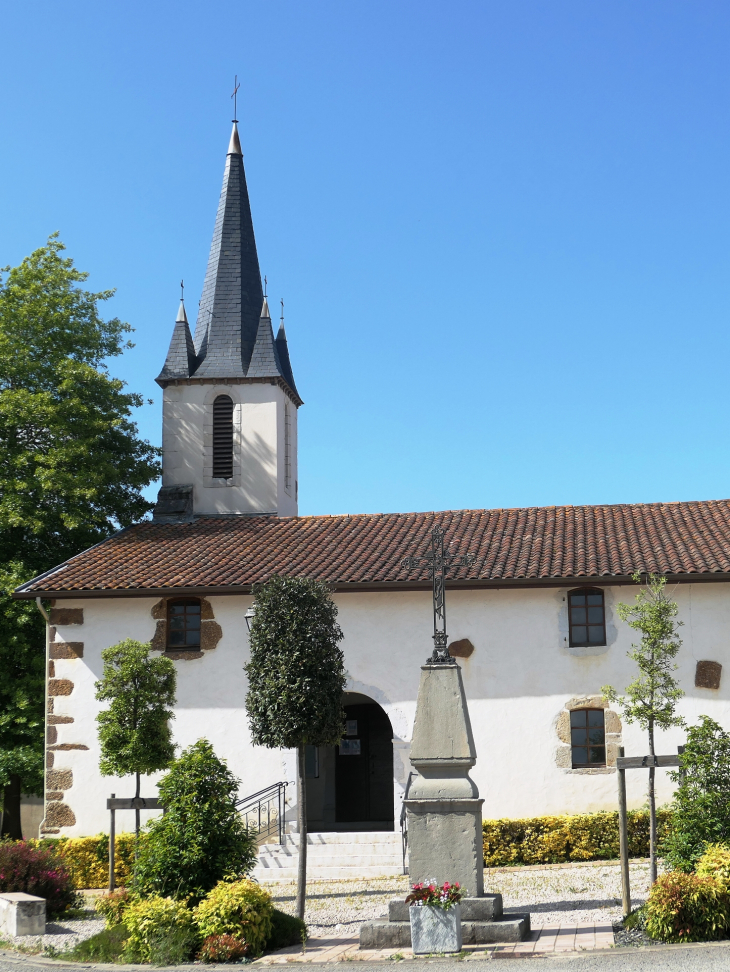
15,499 -> 730,598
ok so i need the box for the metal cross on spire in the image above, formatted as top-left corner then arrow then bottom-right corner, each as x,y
280,298 -> 284,322
180,279 -> 184,301
263,275 -> 268,298
401,526 -> 476,665
231,75 -> 241,122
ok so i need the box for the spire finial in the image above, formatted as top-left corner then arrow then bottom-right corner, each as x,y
264,275 -> 268,297
180,279 -> 184,302
280,298 -> 284,324
231,75 -> 240,123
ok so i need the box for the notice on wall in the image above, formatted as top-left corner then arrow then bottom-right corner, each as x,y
340,739 -> 361,756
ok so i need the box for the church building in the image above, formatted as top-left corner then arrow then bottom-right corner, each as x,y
15,122 -> 730,848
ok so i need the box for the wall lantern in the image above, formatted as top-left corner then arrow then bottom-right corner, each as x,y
244,606 -> 255,632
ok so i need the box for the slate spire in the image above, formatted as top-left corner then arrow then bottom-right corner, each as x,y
192,121 -> 264,378
275,302 -> 299,400
248,297 -> 285,378
156,299 -> 197,384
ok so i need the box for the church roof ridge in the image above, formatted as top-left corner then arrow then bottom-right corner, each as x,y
14,497 -> 730,597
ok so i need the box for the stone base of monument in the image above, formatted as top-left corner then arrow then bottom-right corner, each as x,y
359,895 -> 530,949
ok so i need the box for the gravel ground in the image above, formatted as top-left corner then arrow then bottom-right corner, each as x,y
0,910 -> 105,955
0,861 -> 651,955
485,860 -> 652,927
264,860 -> 652,936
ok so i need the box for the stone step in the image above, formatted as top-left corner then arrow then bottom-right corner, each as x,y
279,832 -> 399,845
261,844 -> 401,855
254,831 -> 404,881
389,896 -> 503,922
359,915 -> 531,949
253,864 -> 406,881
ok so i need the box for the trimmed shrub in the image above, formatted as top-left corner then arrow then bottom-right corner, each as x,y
135,740 -> 256,903
0,840 -> 79,917
122,895 -> 198,964
267,909 -> 308,950
196,879 -> 274,957
645,871 -> 730,943
662,717 -> 730,872
95,887 -> 131,928
198,933 -> 250,963
696,844 -> 730,886
28,833 -> 138,889
482,809 -> 671,867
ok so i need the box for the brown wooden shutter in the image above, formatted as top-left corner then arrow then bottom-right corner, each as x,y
212,395 -> 234,479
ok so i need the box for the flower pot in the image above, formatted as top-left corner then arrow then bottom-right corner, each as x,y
409,903 -> 462,954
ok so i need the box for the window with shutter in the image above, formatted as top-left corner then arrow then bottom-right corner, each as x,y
212,395 -> 234,479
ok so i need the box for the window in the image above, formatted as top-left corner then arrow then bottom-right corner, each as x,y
284,403 -> 292,492
568,588 -> 606,647
305,745 -> 319,779
167,599 -> 201,649
212,395 -> 234,479
570,709 -> 606,767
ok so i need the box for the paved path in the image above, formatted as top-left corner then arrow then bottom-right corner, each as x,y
5,940 -> 730,971
253,921 -> 616,963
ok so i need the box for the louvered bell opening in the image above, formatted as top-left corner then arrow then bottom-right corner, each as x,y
212,395 -> 234,479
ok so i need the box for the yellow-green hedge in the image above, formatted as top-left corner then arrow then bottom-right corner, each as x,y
29,834 -> 142,889
483,810 -> 671,867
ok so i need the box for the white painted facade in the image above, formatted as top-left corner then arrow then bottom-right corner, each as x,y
49,580 -> 730,837
161,380 -> 298,517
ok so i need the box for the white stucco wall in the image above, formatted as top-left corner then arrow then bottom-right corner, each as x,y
161,382 -> 298,516
48,581 -> 730,837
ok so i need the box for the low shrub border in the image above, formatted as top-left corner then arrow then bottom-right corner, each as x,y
483,810 -> 671,866
27,834 -> 140,889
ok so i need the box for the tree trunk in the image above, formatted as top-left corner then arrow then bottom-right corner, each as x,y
135,771 -> 141,840
648,720 -> 657,885
0,775 -> 23,840
295,743 -> 307,922
133,771 -> 141,889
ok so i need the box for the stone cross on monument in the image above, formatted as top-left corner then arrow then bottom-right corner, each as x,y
402,526 -> 485,896
401,526 -> 475,665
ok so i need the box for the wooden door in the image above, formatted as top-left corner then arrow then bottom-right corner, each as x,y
335,703 -> 393,825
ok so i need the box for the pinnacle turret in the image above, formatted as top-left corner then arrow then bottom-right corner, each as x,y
156,300 -> 196,383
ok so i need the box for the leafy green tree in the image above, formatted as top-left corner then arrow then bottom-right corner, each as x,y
662,716 -> 730,872
0,565 -> 45,838
0,235 -> 160,828
134,739 -> 257,903
95,640 -> 177,838
245,575 -> 346,920
603,572 -> 685,884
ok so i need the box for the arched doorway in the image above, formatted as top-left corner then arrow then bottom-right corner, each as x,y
305,692 -> 394,832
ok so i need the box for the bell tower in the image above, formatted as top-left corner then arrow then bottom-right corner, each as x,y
154,123 -> 301,521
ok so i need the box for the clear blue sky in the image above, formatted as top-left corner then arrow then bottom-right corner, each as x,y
2,1 -> 730,516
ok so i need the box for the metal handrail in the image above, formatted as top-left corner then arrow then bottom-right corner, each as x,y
400,772 -> 415,876
235,780 -> 291,845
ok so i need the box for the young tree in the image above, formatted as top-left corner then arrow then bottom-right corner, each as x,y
603,572 -> 685,884
245,576 -> 346,920
0,235 -> 160,825
135,738 -> 257,903
95,639 -> 177,838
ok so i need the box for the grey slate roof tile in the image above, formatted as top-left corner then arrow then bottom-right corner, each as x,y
157,123 -> 299,401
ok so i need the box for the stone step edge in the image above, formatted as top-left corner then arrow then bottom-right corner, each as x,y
358,916 -> 530,948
